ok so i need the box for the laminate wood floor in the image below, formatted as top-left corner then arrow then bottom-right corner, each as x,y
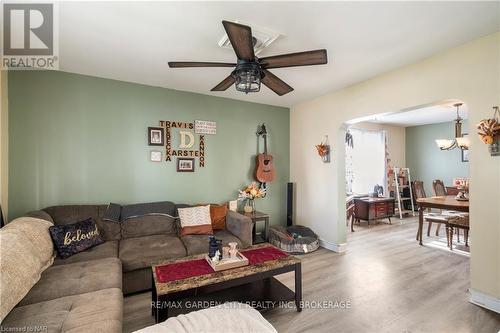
123,217 -> 500,332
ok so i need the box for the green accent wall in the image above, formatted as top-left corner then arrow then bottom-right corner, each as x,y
406,121 -> 469,195
8,71 -> 290,224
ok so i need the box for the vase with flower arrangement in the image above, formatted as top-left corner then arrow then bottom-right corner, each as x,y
238,182 -> 266,213
453,177 -> 470,201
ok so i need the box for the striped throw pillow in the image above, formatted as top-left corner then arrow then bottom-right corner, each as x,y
178,205 -> 213,236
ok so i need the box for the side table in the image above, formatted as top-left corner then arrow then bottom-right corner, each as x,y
240,211 -> 270,244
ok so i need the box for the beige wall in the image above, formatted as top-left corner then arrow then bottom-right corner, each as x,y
351,122 -> 406,169
0,70 -> 7,221
290,33 -> 500,300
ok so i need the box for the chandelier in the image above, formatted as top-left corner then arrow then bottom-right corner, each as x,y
435,103 -> 469,151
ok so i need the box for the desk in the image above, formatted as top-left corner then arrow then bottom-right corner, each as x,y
416,196 -> 469,245
353,197 -> 395,231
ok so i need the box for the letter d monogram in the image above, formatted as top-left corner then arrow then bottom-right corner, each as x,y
179,131 -> 195,148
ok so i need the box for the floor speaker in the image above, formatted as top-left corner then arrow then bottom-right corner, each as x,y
0,205 -> 4,228
287,182 -> 294,226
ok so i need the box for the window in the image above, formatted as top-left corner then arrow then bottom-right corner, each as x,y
346,128 -> 387,195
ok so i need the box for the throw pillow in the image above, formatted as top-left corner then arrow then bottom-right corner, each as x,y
49,218 -> 104,258
178,205 -> 213,236
210,204 -> 227,230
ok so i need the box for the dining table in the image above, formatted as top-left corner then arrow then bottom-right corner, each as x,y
416,196 -> 469,245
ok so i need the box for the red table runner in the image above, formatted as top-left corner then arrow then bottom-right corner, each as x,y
155,246 -> 288,283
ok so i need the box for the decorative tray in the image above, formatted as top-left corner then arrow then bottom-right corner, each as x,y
205,251 -> 249,272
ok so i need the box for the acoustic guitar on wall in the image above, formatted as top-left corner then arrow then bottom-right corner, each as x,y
255,124 -> 276,183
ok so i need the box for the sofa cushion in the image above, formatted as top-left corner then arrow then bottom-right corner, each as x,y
1,288 -> 122,333
119,235 -> 186,272
214,230 -> 243,248
225,211 -> 253,248
19,258 -> 122,306
49,218 -> 105,259
44,205 -> 121,241
25,210 -> 54,222
45,205 -> 101,225
0,217 -> 54,322
102,203 -> 121,223
54,240 -> 118,265
181,230 -> 242,256
120,201 -> 177,221
121,215 -> 177,239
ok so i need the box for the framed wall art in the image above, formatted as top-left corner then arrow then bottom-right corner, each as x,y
461,133 -> 469,162
177,158 -> 195,172
150,151 -> 162,162
148,127 -> 164,146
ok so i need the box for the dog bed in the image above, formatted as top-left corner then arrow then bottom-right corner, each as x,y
269,225 -> 319,254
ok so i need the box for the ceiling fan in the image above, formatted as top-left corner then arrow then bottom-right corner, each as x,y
168,20 -> 328,96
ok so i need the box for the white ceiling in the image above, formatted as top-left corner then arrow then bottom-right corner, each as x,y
367,101 -> 469,127
59,1 -> 499,107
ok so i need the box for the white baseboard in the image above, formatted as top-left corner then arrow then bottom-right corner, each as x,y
319,239 -> 348,253
469,288 -> 500,314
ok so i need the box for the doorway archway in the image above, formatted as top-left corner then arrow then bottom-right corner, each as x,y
336,99 -> 470,248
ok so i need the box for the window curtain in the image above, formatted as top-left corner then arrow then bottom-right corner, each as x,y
345,128 -> 387,195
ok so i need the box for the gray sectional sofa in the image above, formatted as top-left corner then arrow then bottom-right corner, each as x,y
1,201 -> 253,332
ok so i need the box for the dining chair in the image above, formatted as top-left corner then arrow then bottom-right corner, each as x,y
432,179 -> 447,196
446,215 -> 469,250
433,179 -> 464,242
413,180 -> 448,238
413,180 -> 426,200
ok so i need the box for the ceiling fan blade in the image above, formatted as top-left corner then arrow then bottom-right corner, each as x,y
211,75 -> 236,91
259,49 -> 327,69
222,20 -> 255,61
261,69 -> 293,96
168,62 -> 235,68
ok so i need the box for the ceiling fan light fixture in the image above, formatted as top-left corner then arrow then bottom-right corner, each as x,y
232,62 -> 262,94
168,21 -> 328,96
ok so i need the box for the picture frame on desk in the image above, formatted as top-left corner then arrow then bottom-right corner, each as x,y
228,200 -> 238,212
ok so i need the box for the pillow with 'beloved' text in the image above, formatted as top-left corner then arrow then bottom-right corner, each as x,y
49,218 -> 104,258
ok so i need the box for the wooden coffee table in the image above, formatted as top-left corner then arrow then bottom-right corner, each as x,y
151,243 -> 302,323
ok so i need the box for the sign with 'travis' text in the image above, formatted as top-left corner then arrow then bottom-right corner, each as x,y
158,120 -> 214,168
